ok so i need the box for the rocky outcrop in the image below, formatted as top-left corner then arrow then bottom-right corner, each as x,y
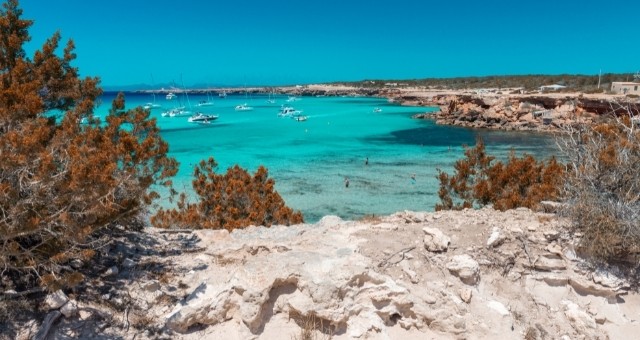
33,208 -> 640,340
417,94 -> 640,131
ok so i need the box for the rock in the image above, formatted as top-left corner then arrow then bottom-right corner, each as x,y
459,288 -> 472,303
44,290 -> 69,310
60,300 -> 78,317
122,258 -> 136,268
569,277 -> 622,299
487,300 -> 510,316
543,230 -> 560,242
423,227 -> 451,252
540,201 -> 565,213
534,255 -> 566,271
562,300 -> 596,331
103,266 -> 119,277
143,280 -> 161,292
446,255 -> 480,285
486,227 -> 505,248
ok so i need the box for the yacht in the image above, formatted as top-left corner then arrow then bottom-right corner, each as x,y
188,112 -> 219,124
373,107 -> 382,113
166,92 -> 177,100
235,103 -> 254,111
218,91 -> 227,98
196,91 -> 215,107
286,96 -> 300,102
161,107 -> 189,117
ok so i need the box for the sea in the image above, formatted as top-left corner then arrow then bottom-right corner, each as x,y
92,91 -> 559,222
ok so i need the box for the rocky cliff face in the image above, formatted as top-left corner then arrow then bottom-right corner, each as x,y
26,208 -> 640,340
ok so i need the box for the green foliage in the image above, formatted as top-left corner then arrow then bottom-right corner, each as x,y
0,0 -> 178,290
436,138 -> 565,211
152,157 -> 304,231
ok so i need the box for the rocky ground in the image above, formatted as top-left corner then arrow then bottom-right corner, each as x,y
12,207 -> 640,340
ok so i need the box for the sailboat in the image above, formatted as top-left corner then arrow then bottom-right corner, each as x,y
196,88 -> 215,107
266,88 -> 276,104
143,75 -> 162,110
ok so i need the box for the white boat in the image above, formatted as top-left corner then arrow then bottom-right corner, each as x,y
235,103 -> 254,111
143,102 -> 162,110
278,106 -> 302,117
373,107 -> 382,113
166,92 -> 176,100
286,96 -> 300,102
266,90 -> 276,104
196,90 -> 215,107
161,107 -> 191,117
188,112 -> 219,124
218,91 -> 227,98
292,114 -> 308,122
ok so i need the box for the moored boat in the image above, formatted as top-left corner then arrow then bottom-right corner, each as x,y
235,103 -> 254,111
188,112 -> 219,124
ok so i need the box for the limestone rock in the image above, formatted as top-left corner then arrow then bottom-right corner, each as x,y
562,300 -> 596,332
446,255 -> 480,285
44,290 -> 69,311
60,300 -> 78,317
103,266 -> 119,277
423,227 -> 450,252
534,255 -> 566,271
487,300 -> 510,316
486,227 -> 505,248
459,288 -> 472,303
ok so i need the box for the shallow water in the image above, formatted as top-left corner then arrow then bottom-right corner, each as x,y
94,92 -> 559,222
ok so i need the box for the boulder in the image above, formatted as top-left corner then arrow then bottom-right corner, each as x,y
446,255 -> 480,285
423,227 -> 450,252
486,227 -> 505,248
562,300 -> 596,332
44,290 -> 69,311
60,300 -> 78,317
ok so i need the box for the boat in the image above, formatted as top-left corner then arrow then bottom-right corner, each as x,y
235,103 -> 254,111
196,90 -> 215,107
278,106 -> 302,117
166,92 -> 176,100
218,91 -> 227,98
161,107 -> 190,117
188,112 -> 219,124
373,107 -> 382,113
286,96 -> 300,102
292,114 -> 308,122
266,90 -> 276,104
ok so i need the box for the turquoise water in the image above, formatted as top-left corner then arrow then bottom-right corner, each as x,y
94,92 -> 558,222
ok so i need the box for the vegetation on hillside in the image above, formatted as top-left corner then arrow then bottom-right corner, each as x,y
559,109 -> 640,263
151,157 -> 304,230
342,73 -> 634,92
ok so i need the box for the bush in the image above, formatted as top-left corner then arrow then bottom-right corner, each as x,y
151,157 -> 303,231
0,0 -> 177,290
559,109 -> 640,262
436,138 -> 565,211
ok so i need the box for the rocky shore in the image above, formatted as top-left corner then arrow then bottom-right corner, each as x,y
19,207 -> 640,340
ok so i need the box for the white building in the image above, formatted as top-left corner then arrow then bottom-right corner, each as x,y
611,82 -> 640,95
539,84 -> 567,91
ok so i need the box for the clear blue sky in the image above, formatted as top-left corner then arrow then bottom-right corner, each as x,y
19,0 -> 640,88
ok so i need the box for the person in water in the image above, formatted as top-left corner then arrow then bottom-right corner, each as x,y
365,157 -> 369,166
344,177 -> 350,188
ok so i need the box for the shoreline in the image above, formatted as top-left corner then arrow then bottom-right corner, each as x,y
134,84 -> 640,132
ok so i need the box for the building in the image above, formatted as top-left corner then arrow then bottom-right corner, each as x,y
611,82 -> 640,95
539,84 -> 567,91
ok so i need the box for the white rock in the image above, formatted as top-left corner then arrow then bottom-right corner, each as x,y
103,266 -> 119,277
562,300 -> 596,331
487,300 -> 510,316
534,255 -> 566,271
446,255 -> 480,285
44,290 -> 69,310
423,227 -> 451,252
486,227 -> 505,248
459,288 -> 472,303
60,300 -> 78,317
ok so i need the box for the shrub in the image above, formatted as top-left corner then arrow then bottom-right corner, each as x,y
559,109 -> 640,262
151,157 -> 303,231
0,0 -> 178,290
436,138 -> 565,211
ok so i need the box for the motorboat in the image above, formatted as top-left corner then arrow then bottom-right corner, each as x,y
278,106 -> 302,117
143,102 -> 162,110
373,107 -> 382,113
286,96 -> 300,102
292,114 -> 308,122
161,107 -> 190,117
218,91 -> 227,98
166,92 -> 177,100
188,112 -> 219,124
235,103 -> 254,111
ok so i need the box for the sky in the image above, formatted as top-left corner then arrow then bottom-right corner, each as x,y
19,0 -> 640,88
